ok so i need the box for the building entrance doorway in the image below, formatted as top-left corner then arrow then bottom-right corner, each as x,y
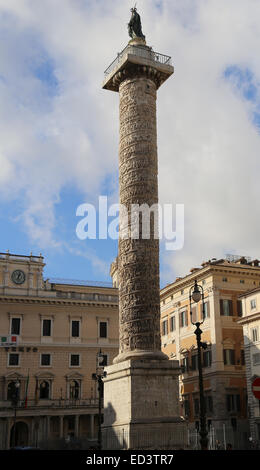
10,421 -> 29,448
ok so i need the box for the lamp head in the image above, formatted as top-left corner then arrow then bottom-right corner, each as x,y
192,280 -> 201,303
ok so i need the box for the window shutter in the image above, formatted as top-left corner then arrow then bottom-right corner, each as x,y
185,310 -> 188,326
191,307 -> 197,323
226,395 -> 231,412
236,394 -> 241,411
209,396 -> 213,412
231,349 -> 235,365
206,301 -> 210,318
200,303 -> 203,320
229,300 -> 233,316
179,312 -> 183,328
223,349 -> 227,365
220,299 -> 224,315
237,300 -> 242,317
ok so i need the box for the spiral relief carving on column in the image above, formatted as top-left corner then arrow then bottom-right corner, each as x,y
113,73 -> 167,362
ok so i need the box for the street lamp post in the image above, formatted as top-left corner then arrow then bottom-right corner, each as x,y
11,380 -> 20,448
189,280 -> 208,450
92,349 -> 107,450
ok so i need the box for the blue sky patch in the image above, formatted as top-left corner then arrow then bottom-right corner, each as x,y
224,65 -> 258,101
32,56 -> 59,97
224,65 -> 260,130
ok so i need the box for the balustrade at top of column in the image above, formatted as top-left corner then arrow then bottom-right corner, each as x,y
103,39 -> 174,92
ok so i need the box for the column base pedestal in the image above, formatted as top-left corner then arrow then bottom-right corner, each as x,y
102,359 -> 188,450
113,349 -> 168,364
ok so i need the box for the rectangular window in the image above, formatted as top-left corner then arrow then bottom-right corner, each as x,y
181,356 -> 189,373
220,299 -> 233,316
179,310 -> 188,328
251,328 -> 258,342
99,322 -> 107,338
70,354 -> 80,367
203,350 -> 212,367
9,353 -> 19,366
237,300 -> 243,317
250,299 -> 257,310
222,277 -> 228,282
191,354 -> 198,371
253,353 -> 260,365
204,301 -> 210,319
223,349 -> 235,365
162,319 -> 168,336
183,396 -> 190,417
42,319 -> 52,337
41,354 -> 51,366
194,398 -> 200,415
241,349 -> 245,365
226,394 -> 241,412
169,316 -> 175,332
205,396 -> 213,413
11,318 -> 21,335
71,320 -> 80,338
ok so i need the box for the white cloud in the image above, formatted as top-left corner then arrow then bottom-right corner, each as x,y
0,0 -> 260,281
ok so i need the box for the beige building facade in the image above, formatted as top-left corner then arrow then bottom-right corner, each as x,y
0,252 -> 119,449
238,287 -> 260,443
160,256 -> 260,446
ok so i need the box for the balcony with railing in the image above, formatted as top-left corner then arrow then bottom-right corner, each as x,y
0,252 -> 43,263
0,398 -> 99,412
104,43 -> 172,77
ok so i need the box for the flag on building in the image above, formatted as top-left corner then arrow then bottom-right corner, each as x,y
35,377 -> 39,404
24,370 -> 30,408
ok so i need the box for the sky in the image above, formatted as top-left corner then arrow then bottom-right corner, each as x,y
0,0 -> 260,287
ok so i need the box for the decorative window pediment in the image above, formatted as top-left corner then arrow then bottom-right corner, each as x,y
35,371 -> 55,380
4,371 -> 24,381
65,372 -> 84,381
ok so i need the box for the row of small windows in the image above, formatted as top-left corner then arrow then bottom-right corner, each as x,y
161,302 -> 210,335
183,395 -> 213,417
181,351 -> 212,372
183,393 -> 243,417
7,353 -> 108,368
56,291 -> 118,302
10,318 -> 108,338
162,278 -> 259,305
219,299 -> 243,316
161,299 -> 244,334
180,348 -> 245,372
222,277 -> 260,286
7,379 -> 81,401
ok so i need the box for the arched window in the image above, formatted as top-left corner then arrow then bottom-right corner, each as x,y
39,380 -> 50,399
70,380 -> 80,399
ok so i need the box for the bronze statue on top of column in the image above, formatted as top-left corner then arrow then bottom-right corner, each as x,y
128,6 -> 145,40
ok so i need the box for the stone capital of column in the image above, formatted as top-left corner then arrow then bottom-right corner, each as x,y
103,43 -> 173,92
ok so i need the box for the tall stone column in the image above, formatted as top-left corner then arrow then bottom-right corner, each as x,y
116,73 -> 165,363
102,31 -> 187,450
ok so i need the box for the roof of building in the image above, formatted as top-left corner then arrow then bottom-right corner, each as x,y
161,255 -> 260,297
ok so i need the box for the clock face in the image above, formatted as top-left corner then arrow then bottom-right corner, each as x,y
11,270 -> 26,285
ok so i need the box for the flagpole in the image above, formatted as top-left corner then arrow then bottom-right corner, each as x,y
24,369 -> 30,409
